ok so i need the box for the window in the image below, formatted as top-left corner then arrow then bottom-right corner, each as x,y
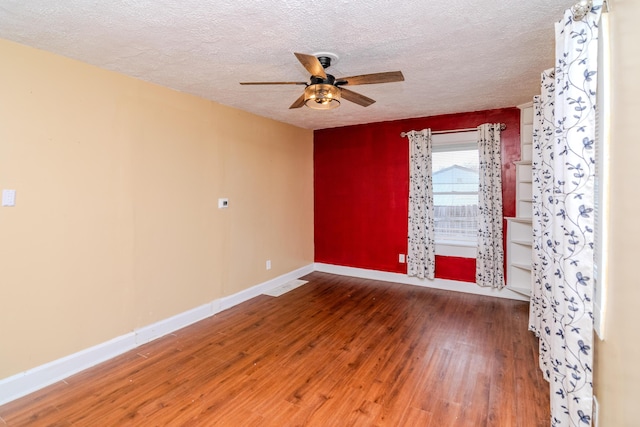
432,133 -> 479,246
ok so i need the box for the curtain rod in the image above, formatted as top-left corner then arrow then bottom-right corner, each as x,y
400,123 -> 506,138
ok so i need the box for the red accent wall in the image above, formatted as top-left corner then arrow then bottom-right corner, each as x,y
314,108 -> 520,282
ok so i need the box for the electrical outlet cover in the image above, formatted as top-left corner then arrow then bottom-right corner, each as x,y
2,189 -> 16,207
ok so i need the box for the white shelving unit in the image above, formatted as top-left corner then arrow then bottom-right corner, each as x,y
506,103 -> 534,297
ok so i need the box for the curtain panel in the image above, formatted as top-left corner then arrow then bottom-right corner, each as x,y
407,129 -> 435,280
529,4 -> 601,426
529,70 -> 556,381
476,124 -> 505,289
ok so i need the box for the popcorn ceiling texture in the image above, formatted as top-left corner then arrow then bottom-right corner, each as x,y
0,1 -> 571,130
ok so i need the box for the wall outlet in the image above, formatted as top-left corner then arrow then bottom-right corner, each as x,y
266,260 -> 271,270
218,198 -> 229,209
399,254 -> 406,263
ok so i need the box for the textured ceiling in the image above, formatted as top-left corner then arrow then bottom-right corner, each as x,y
0,1 -> 571,130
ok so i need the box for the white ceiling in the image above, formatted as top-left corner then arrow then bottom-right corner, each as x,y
0,1 -> 571,130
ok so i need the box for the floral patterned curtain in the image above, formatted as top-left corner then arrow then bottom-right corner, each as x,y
529,4 -> 601,426
476,124 -> 504,289
407,129 -> 435,280
529,70 -> 555,380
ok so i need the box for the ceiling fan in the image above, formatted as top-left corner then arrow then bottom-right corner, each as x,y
240,52 -> 404,110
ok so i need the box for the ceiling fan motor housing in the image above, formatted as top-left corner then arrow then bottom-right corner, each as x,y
310,74 -> 336,86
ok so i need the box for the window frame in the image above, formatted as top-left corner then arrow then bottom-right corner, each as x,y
431,131 -> 478,257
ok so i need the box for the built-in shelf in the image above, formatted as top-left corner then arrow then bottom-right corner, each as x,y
508,286 -> 531,297
505,217 -> 532,224
512,239 -> 532,247
512,262 -> 532,271
506,102 -> 534,298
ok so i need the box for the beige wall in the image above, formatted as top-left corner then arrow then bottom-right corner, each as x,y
594,0 -> 640,425
0,39 -> 314,379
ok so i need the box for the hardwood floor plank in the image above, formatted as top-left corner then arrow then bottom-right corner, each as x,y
399,405 -> 433,426
0,272 -> 549,426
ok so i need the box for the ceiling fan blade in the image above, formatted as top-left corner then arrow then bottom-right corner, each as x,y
337,71 -> 404,86
294,52 -> 327,79
289,93 -> 306,109
240,81 -> 307,85
340,87 -> 376,107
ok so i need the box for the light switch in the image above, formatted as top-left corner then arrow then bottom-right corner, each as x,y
2,189 -> 16,207
218,198 -> 229,209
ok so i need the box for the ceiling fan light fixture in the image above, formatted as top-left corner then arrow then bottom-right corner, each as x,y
304,84 -> 340,110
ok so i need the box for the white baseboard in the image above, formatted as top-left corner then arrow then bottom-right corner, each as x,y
217,264 -> 313,311
313,263 -> 529,302
0,263 -> 314,406
0,333 -> 138,408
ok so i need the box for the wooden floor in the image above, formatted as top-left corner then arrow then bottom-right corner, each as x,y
0,272 -> 549,426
